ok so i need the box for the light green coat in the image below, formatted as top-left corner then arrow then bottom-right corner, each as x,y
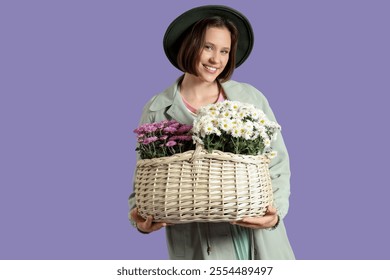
129,78 -> 295,260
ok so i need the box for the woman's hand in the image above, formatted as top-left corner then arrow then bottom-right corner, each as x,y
231,206 -> 279,229
130,208 -> 167,233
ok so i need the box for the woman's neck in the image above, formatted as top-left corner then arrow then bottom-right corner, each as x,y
179,73 -> 222,111
180,73 -> 219,99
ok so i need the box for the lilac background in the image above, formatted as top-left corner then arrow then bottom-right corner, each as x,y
1,0 -> 389,260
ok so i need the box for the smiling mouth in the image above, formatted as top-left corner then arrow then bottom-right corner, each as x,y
203,64 -> 218,73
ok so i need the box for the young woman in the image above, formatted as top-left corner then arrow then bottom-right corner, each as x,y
129,5 -> 295,260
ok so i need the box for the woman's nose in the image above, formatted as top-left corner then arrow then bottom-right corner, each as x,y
209,52 -> 219,63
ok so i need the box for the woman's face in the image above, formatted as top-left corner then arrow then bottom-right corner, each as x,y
196,27 -> 231,83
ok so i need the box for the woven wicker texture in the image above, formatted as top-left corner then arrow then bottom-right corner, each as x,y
135,146 -> 273,223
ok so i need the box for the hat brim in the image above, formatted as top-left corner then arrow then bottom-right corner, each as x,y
163,5 -> 254,70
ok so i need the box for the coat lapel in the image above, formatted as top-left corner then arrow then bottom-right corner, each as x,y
148,78 -> 194,124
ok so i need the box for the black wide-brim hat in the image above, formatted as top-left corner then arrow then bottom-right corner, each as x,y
163,5 -> 254,70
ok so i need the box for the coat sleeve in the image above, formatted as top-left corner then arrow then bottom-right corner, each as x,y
247,84 -> 292,220
128,98 -> 157,224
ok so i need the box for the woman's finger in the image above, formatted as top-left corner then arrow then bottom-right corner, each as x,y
266,206 -> 277,215
144,216 -> 153,229
130,208 -> 139,221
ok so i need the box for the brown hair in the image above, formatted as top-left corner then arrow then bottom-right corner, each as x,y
176,16 -> 239,83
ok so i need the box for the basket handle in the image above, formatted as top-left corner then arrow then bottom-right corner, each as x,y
189,143 -> 203,162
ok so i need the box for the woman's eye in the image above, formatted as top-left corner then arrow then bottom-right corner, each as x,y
221,50 -> 229,54
204,45 -> 213,50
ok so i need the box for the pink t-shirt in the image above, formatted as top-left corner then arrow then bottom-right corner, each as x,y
182,91 -> 226,114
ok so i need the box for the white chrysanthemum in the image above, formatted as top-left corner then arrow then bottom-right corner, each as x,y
272,123 -> 282,130
192,120 -> 201,134
237,106 -> 250,119
241,128 -> 252,140
231,118 -> 242,128
220,109 -> 232,119
260,131 -> 269,140
259,118 -> 267,125
208,109 -> 218,118
247,107 -> 260,120
253,122 -> 265,133
225,100 -> 240,112
207,104 -> 218,112
202,122 -> 216,135
219,118 -> 233,132
243,121 -> 254,134
197,107 -> 208,116
215,101 -> 225,111
222,100 -> 233,107
250,111 -> 259,120
231,127 -> 241,138
258,111 -> 266,120
264,138 -> 271,147
251,130 -> 260,140
229,109 -> 239,119
193,116 -> 211,133
267,150 -> 278,159
200,115 -> 213,123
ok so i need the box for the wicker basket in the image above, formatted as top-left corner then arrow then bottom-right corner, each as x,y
135,145 -> 273,223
